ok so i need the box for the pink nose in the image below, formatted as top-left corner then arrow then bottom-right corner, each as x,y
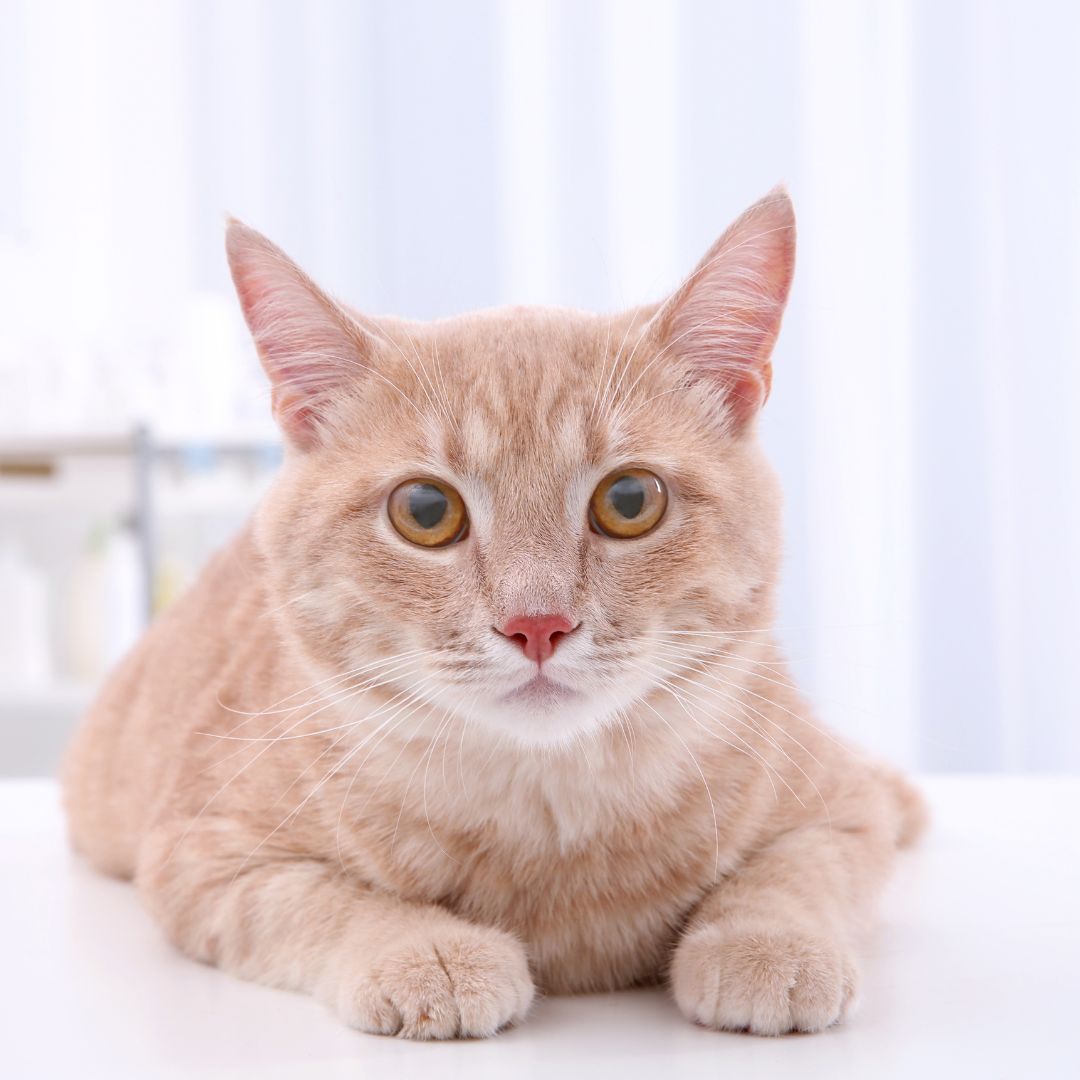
497,614 -> 577,664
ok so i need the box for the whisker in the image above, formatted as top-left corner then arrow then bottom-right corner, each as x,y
257,587 -> 320,621
647,657 -> 819,781
651,641 -> 852,754
270,680 -> 436,809
421,706 -> 465,865
215,648 -> 433,721
203,661 -> 434,743
170,660 -> 434,863
208,649 -> 436,768
333,689 -> 442,871
590,311 -> 639,424
643,654 -> 831,824
236,688 -> 440,883
647,640 -> 792,677
653,653 -> 825,770
639,659 -> 795,801
635,696 -> 721,881
455,691 -> 479,799
389,711 -> 453,859
430,337 -> 462,439
653,674 -> 787,804
202,655 -> 435,771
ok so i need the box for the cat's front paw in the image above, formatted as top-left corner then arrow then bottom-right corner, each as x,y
671,921 -> 857,1036
335,922 -> 534,1039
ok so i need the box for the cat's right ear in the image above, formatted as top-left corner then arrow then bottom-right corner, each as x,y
225,219 -> 377,449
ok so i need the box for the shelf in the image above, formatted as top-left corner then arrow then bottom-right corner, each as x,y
0,432 -> 281,463
0,434 -> 137,460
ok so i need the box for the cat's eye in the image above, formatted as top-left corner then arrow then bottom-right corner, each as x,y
388,479 -> 468,547
589,468 -> 668,539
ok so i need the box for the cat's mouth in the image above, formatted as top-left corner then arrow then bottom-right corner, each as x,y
501,673 -> 581,707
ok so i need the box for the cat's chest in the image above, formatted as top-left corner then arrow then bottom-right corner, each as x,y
357,786 -> 724,992
461,833 -> 714,991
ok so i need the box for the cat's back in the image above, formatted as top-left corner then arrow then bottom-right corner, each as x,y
62,526 -> 272,877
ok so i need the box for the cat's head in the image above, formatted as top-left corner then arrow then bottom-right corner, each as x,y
228,189 -> 794,747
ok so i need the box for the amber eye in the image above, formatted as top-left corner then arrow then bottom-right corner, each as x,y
388,479 -> 468,547
589,468 -> 668,539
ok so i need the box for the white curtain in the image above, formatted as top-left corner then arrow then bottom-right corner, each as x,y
3,0 -> 1078,771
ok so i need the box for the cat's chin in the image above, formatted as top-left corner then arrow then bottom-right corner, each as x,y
466,677 -> 615,749
502,673 -> 580,709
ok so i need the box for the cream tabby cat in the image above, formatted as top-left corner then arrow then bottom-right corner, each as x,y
63,189 -> 924,1040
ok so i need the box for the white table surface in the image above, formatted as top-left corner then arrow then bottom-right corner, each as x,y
2,776 -> 1078,1079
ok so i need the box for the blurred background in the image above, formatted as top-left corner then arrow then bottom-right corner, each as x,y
1,0 -> 1077,776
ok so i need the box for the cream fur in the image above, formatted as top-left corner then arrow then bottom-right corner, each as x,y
63,189 -> 925,1040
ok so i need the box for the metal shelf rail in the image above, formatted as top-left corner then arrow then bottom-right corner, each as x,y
0,428 -> 282,626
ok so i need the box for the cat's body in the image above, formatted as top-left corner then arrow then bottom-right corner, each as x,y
64,191 -> 925,1039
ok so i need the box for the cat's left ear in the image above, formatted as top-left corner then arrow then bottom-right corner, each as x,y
656,187 -> 795,432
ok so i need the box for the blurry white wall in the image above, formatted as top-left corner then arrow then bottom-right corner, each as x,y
1,0 -> 1078,772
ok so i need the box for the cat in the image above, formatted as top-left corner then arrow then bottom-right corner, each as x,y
63,188 -> 925,1040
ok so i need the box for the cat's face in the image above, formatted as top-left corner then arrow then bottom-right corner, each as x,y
229,190 -> 794,747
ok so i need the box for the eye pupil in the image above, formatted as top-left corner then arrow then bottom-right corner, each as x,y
608,475 -> 645,519
408,484 -> 448,528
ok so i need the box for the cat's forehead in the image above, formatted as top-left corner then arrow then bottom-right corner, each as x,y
377,308 -> 630,470
422,304 -> 648,409
366,305 -> 681,493
422,305 -> 622,387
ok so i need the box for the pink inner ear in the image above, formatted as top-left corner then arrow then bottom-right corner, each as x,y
717,362 -> 773,428
661,189 -> 795,431
269,390 -> 324,445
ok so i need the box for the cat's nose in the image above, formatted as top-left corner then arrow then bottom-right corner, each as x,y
496,614 -> 578,664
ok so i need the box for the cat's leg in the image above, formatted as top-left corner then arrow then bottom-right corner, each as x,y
670,820 -> 896,1036
136,826 -> 534,1039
